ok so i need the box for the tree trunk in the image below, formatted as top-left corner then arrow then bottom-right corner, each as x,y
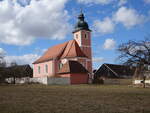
13,76 -> 15,84
143,76 -> 146,88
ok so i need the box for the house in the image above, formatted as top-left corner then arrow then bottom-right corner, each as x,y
0,65 -> 33,84
33,12 -> 92,84
93,63 -> 135,84
7,64 -> 33,78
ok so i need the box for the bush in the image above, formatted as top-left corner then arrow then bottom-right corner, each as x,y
92,78 -> 104,84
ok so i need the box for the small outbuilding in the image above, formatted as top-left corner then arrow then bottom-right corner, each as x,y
57,60 -> 89,84
93,63 -> 135,84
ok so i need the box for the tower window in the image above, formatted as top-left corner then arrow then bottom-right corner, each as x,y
76,34 -> 78,39
85,33 -> 88,39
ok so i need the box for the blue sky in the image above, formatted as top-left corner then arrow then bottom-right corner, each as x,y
0,0 -> 150,69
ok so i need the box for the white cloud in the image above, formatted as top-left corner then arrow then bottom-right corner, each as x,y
1,47 -> 42,66
77,0 -> 114,5
77,0 -> 128,5
93,17 -> 115,34
144,0 -> 150,4
113,7 -> 145,28
93,57 -> 105,62
5,54 -> 40,66
118,0 -> 127,6
17,0 -> 31,6
34,48 -> 47,55
0,48 -> 6,55
0,0 -> 70,46
103,38 -> 116,50
93,6 -> 146,35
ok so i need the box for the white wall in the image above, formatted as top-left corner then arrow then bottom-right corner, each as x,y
134,80 -> 150,84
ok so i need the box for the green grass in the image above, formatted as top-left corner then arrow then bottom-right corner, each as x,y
0,84 -> 150,113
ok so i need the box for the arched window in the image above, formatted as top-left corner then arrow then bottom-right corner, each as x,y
38,66 -> 40,74
45,64 -> 48,73
59,63 -> 63,70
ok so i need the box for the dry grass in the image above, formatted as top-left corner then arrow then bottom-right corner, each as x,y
0,84 -> 150,113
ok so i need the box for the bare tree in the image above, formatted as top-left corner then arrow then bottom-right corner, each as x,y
0,51 -> 6,83
0,51 -> 6,67
117,38 -> 150,88
117,38 -> 150,66
10,61 -> 18,84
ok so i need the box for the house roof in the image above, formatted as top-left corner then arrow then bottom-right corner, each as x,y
0,65 -> 33,78
33,40 -> 87,64
105,64 -> 135,76
58,60 -> 89,74
61,40 -> 87,58
8,64 -> 32,71
95,63 -> 136,78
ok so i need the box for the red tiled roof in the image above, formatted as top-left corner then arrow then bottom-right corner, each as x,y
33,40 -> 87,64
61,40 -> 87,58
58,60 -> 89,74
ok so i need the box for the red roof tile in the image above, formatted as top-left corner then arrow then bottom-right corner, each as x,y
61,40 -> 87,58
33,40 -> 87,64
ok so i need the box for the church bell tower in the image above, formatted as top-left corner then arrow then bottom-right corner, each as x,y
73,12 -> 92,73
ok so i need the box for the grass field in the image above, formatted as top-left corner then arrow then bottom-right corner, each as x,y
0,84 -> 150,113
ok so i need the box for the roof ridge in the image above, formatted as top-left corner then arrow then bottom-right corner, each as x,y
74,40 -> 81,56
105,63 -> 129,67
57,41 -> 69,59
63,40 -> 75,58
104,64 -> 119,77
75,41 -> 87,58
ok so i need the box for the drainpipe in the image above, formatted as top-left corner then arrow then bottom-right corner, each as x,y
52,59 -> 56,77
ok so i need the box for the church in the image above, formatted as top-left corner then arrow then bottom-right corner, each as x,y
33,12 -> 92,84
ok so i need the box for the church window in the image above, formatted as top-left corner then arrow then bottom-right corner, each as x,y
45,64 -> 48,73
38,66 -> 40,74
59,63 -> 63,70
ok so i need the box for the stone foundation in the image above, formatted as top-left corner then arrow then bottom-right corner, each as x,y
31,77 -> 70,85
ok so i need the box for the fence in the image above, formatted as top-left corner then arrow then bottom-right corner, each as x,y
104,79 -> 133,85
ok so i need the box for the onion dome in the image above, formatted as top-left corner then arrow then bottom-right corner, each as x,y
73,12 -> 91,33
